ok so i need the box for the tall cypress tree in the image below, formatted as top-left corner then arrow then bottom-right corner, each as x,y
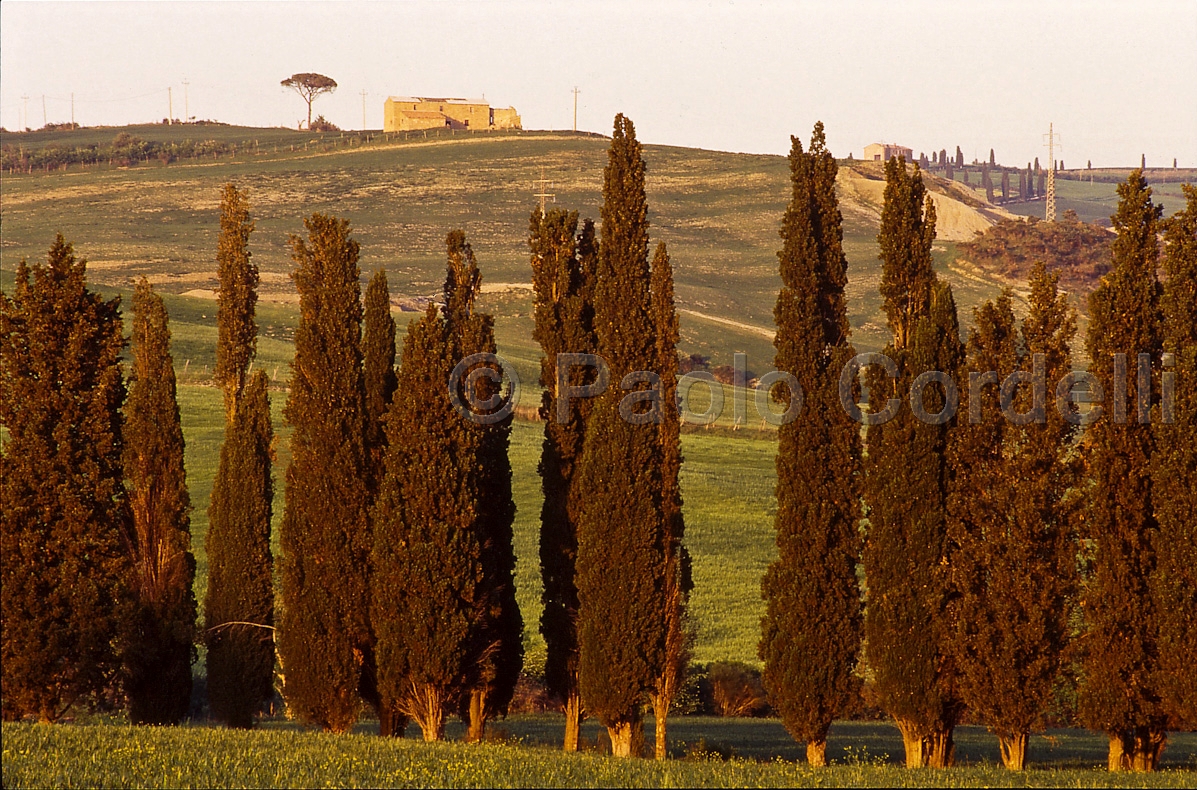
759,125 -> 861,767
865,157 -> 963,768
206,184 -> 275,729
214,184 -> 258,419
359,266 -> 403,735
372,231 -> 519,742
649,240 -> 691,761
123,279 -> 196,725
372,302 -> 465,742
947,266 -> 1079,769
1152,185 -> 1197,732
205,371 -> 274,728
878,157 -> 937,352
1,236 -> 133,722
575,114 -> 666,758
1081,170 -> 1166,771
443,232 -> 523,743
278,214 -> 371,733
531,209 -> 598,751
363,268 -> 397,484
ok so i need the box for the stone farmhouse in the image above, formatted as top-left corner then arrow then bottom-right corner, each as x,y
383,97 -> 521,132
864,142 -> 913,162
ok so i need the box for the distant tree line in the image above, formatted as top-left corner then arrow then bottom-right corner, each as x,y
2,119 -> 1194,776
0,132 -> 238,172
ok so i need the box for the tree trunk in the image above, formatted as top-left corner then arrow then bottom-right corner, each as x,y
998,732 -> 1027,770
1120,729 -> 1167,772
609,721 -> 634,758
466,688 -> 487,743
896,718 -> 926,768
409,684 -> 445,742
651,694 -> 668,760
1108,733 -> 1127,772
806,739 -> 828,767
380,708 -> 409,737
563,691 -> 582,752
926,727 -> 955,768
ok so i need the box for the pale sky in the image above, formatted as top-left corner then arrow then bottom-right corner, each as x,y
2,1 -> 1195,168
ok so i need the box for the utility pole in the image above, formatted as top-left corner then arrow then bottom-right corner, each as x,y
1043,122 -> 1060,222
361,89 -> 368,131
42,95 -> 47,128
572,86 -> 581,132
71,93 -> 75,127
21,95 -> 28,131
533,168 -> 555,216
182,79 -> 189,122
168,87 -> 173,123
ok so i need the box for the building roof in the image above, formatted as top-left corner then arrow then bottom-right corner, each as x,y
387,96 -> 488,106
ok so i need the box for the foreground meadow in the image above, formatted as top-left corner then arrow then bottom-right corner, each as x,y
4,720 -> 1195,788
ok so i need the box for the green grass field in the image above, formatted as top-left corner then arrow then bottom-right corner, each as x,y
3,720 -> 1195,788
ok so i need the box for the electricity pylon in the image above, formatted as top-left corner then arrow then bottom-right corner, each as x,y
1043,123 -> 1061,222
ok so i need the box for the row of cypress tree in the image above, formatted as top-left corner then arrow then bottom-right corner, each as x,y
2,240 -> 196,725
760,135 -> 1196,771
3,121 -> 1192,774
531,114 -> 690,759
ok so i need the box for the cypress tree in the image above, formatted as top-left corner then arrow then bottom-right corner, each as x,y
205,371 -> 274,728
278,214 -> 371,733
371,231 -> 519,742
444,232 -> 523,743
574,114 -> 666,758
947,266 -> 1079,769
1081,170 -> 1166,771
1152,185 -> 1197,731
206,185 -> 275,729
214,184 -> 258,419
123,279 -> 196,725
363,268 -> 397,484
990,148 -> 996,167
956,146 -> 964,168
759,124 -> 861,767
1002,170 -> 1011,201
1038,170 -> 1047,199
1,235 -> 133,721
531,208 -> 598,751
371,302 -> 465,742
649,240 -> 691,761
878,157 -> 937,352
865,157 -> 963,768
359,266 -> 403,735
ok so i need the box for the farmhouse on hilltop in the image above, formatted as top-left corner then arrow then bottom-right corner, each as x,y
383,96 -> 522,132
864,142 -> 913,162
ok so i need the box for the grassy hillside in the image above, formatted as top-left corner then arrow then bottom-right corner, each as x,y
1,123 -> 1031,366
